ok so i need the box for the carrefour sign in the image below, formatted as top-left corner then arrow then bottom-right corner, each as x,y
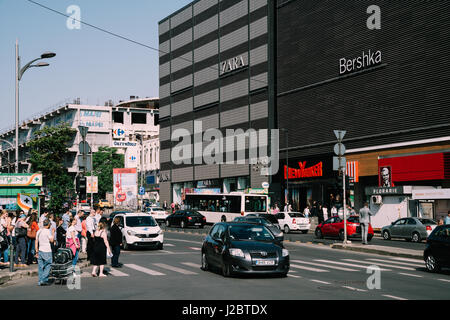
113,128 -> 127,139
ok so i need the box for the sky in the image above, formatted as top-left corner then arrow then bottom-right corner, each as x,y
0,0 -> 192,132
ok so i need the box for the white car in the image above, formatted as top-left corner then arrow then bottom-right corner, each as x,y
146,207 -> 169,224
115,213 -> 164,250
276,212 -> 311,234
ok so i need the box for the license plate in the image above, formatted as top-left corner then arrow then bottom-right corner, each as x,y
195,223 -> 201,225
255,260 -> 276,266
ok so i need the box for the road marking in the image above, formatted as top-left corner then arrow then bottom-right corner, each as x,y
438,279 -> 450,283
343,259 -> 415,271
342,286 -> 367,292
108,268 -> 129,277
164,243 -> 175,247
310,279 -> 331,285
164,238 -> 202,244
288,274 -> 302,278
398,273 -> 423,278
160,250 -> 175,254
124,264 -> 166,276
181,262 -> 201,269
314,259 -> 391,272
291,259 -> 358,272
290,264 -> 329,273
383,294 -> 408,301
153,263 -> 198,275
366,258 -> 423,268
188,247 -> 201,251
390,257 -> 423,263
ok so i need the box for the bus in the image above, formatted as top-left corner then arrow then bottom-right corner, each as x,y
184,192 -> 269,224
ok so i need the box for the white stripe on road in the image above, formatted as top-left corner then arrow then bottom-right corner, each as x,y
188,247 -> 201,251
124,264 -> 166,276
383,294 -> 408,301
181,262 -> 202,269
160,250 -> 175,254
390,257 -> 423,263
310,279 -> 331,285
438,279 -> 450,283
290,264 -> 329,273
343,259 -> 415,271
366,258 -> 423,268
398,273 -> 423,278
342,286 -> 367,292
288,274 -> 302,279
164,238 -> 202,244
291,259 -> 358,272
153,263 -> 198,275
314,259 -> 391,272
164,243 -> 175,247
108,268 -> 129,277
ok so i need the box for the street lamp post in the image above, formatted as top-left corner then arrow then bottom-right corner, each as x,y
280,129 -> 289,210
15,40 -> 55,173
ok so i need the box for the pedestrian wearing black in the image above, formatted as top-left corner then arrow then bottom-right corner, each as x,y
109,217 -> 122,268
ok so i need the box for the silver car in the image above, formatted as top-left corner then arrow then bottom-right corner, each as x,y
382,217 -> 437,243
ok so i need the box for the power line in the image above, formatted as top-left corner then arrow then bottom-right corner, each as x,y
25,0 -> 268,86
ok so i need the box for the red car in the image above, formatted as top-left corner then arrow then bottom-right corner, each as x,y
315,216 -> 374,242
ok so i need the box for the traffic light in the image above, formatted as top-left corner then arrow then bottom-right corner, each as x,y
76,176 -> 87,200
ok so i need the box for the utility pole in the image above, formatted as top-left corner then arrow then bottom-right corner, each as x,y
333,130 -> 349,244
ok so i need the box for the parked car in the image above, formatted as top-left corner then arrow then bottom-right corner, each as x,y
115,213 -> 164,250
382,217 -> 437,243
246,213 -> 281,229
146,207 -> 170,224
233,216 -> 283,239
201,222 -> 289,277
166,210 -> 206,229
275,211 -> 311,234
98,199 -> 112,208
315,216 -> 374,241
424,225 -> 450,273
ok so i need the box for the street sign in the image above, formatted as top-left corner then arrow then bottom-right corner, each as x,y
334,130 -> 347,142
333,156 -> 346,171
334,143 -> 346,156
79,141 -> 91,154
78,126 -> 89,139
139,186 -> 145,195
78,155 -> 92,171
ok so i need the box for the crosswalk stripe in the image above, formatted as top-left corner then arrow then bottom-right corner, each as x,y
314,259 -> 391,272
153,263 -> 198,275
160,250 -> 175,254
390,257 -> 423,263
164,243 -> 175,247
383,294 -> 408,301
290,264 -> 329,273
343,259 -> 415,271
188,247 -> 201,251
108,268 -> 129,277
398,273 -> 423,278
343,286 -> 367,292
288,274 -> 302,278
438,279 -> 450,283
181,262 -> 201,269
291,259 -> 358,272
310,279 -> 331,285
124,264 -> 166,276
366,258 -> 423,268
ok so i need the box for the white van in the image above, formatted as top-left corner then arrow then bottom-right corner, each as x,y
276,212 -> 311,234
116,213 -> 164,250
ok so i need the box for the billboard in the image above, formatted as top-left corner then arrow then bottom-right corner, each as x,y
0,173 -> 43,187
87,176 -> 98,194
113,168 -> 137,207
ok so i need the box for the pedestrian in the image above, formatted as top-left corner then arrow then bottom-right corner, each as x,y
35,219 -> 54,286
303,205 -> 310,218
91,221 -> 111,277
163,200 -> 168,211
444,211 -> 450,225
2,212 -> 16,265
75,211 -> 83,244
322,205 -> 329,222
311,201 -> 318,218
0,210 -> 9,266
273,203 -> 280,215
331,205 -> 338,217
317,203 -> 324,223
85,209 -> 97,263
38,210 -> 49,228
109,217 -> 122,268
81,215 -> 87,254
55,217 -> 66,248
61,209 -> 71,231
26,212 -> 39,265
66,218 -> 80,266
14,213 -> 29,267
438,219 -> 444,226
359,202 -> 373,245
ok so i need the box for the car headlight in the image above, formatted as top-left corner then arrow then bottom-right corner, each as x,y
157,229 -> 164,235
229,248 -> 245,258
127,230 -> 136,236
282,249 -> 289,257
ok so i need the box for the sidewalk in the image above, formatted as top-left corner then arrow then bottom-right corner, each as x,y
330,243 -> 423,259
0,253 -> 90,286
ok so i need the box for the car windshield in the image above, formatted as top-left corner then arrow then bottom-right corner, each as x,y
228,224 -> 275,241
418,219 -> 436,225
187,211 -> 203,216
126,216 -> 157,227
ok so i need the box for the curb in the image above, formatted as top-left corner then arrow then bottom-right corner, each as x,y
330,243 -> 423,260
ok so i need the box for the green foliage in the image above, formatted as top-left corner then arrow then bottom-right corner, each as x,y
27,124 -> 76,212
87,146 -> 124,198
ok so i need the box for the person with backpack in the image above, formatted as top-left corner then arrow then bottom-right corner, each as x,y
14,213 -> 29,267
35,219 -> 54,286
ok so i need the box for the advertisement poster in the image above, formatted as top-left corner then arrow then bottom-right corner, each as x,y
113,168 -> 137,208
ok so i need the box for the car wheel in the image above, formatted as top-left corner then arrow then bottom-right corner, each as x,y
181,221 -> 186,229
383,230 -> 391,240
284,225 -> 290,234
122,238 -> 129,251
201,252 -> 209,271
411,232 -> 421,243
315,228 -> 323,239
425,254 -> 440,273
222,262 -> 232,278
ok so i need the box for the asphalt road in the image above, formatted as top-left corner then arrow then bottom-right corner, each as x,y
1,231 -> 448,300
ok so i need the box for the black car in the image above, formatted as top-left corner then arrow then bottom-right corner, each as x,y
245,213 -> 280,229
166,210 -> 206,229
201,222 -> 289,277
424,225 -> 450,273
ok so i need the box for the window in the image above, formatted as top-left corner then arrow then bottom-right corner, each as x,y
113,112 -> 124,124
126,216 -> 157,227
132,113 -> 146,124
435,226 -> 450,238
407,218 -> 417,225
394,219 -> 406,225
245,196 -> 267,213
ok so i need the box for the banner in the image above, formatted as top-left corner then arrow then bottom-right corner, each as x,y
0,174 -> 43,187
87,176 -> 98,193
113,168 -> 137,207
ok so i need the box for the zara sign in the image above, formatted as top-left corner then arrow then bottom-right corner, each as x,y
220,55 -> 246,75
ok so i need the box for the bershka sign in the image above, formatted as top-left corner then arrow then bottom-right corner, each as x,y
339,49 -> 382,75
284,162 -> 323,180
220,55 -> 246,75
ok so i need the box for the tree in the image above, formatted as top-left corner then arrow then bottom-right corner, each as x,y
27,124 -> 76,213
87,147 -> 124,199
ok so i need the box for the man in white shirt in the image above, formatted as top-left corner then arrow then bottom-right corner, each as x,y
35,219 -> 54,286
38,211 -> 49,228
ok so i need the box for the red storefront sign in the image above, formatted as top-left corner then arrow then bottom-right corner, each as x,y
378,152 -> 449,186
284,162 -> 323,180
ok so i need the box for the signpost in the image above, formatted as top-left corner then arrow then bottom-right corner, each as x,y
333,130 -> 349,244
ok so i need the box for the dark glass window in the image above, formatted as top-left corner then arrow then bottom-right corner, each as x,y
113,112 -> 124,124
132,113 -> 146,124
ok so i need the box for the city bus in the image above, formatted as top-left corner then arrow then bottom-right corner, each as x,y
184,192 -> 269,224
